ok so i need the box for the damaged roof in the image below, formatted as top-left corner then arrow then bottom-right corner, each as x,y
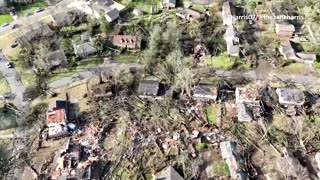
192,84 -> 218,100
46,108 -> 67,124
276,88 -> 305,106
155,166 -> 184,180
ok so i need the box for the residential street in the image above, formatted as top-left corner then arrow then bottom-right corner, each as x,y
0,51 -> 26,109
0,0 -> 74,38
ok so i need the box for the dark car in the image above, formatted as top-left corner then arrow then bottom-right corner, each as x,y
35,8 -> 44,13
6,62 -> 14,68
25,12 -> 33,17
11,24 -> 18,29
10,41 -> 19,48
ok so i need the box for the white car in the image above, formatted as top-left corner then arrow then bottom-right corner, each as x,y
1,23 -> 9,27
6,62 -> 13,68
35,8 -> 44,13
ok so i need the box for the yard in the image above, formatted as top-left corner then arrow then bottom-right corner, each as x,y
205,104 -> 219,125
282,62 -> 309,75
128,0 -> 160,14
205,52 -> 234,70
0,14 -> 14,25
0,77 -> 10,95
118,54 -> 140,62
17,0 -> 48,16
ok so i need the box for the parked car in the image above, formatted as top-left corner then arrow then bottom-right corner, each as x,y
1,23 -> 9,27
35,8 -> 44,13
6,62 -> 14,68
25,12 -> 33,17
10,42 -> 19,48
11,24 -> 18,29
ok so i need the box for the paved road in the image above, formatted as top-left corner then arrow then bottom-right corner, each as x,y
49,62 -> 142,89
0,0 -> 74,38
0,51 -> 26,109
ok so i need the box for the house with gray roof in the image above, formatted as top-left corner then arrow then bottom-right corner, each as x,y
222,1 -> 236,26
192,83 -> 218,101
161,0 -> 176,9
220,141 -> 248,180
176,8 -> 202,22
154,166 -> 183,180
276,88 -> 305,106
279,39 -> 317,63
236,102 -> 253,122
70,0 -> 125,22
224,26 -> 239,57
137,80 -> 160,98
73,33 -> 98,57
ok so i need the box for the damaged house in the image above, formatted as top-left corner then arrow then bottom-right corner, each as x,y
192,83 -> 218,101
220,141 -> 248,180
154,166 -> 183,180
276,88 -> 305,106
46,108 -> 69,139
137,80 -> 160,98
224,26 -> 239,57
51,141 -> 92,180
34,50 -> 67,71
235,87 -> 262,122
279,39 -> 317,63
160,0 -> 176,9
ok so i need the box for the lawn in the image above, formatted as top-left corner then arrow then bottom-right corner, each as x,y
0,15 -> 14,25
211,160 -> 231,177
18,0 -> 48,16
0,78 -> 10,95
205,104 -> 219,125
205,52 -> 234,70
282,63 -> 309,75
118,54 -> 139,62
46,57 -> 104,83
0,31 -> 17,50
129,0 -> 160,14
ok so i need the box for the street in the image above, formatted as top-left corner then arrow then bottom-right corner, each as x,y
0,51 -> 26,109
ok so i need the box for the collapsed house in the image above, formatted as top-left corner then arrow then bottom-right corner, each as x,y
192,83 -> 218,101
235,87 -> 262,122
90,83 -> 113,99
279,39 -> 317,63
34,50 -> 67,71
16,24 -> 54,45
220,141 -> 248,180
51,140 -> 92,180
154,166 -> 183,180
275,23 -> 295,37
112,35 -> 141,49
276,88 -> 305,106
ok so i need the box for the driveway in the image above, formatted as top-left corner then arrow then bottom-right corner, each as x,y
0,51 -> 26,109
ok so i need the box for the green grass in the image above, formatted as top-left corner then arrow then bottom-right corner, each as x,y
282,63 -> 308,75
206,104 -> 218,125
212,160 -> 231,177
129,0 -> 160,14
0,78 -> 10,95
46,57 -> 103,83
190,4 -> 206,12
197,142 -> 206,150
118,54 -> 139,62
0,15 -> 14,25
18,0 -> 47,16
205,52 -> 234,70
